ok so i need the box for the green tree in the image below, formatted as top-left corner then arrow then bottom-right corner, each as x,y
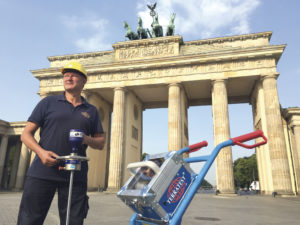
233,154 -> 258,189
200,179 -> 213,188
141,153 -> 148,161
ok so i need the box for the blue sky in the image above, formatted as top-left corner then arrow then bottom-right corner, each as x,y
1,0 -> 299,185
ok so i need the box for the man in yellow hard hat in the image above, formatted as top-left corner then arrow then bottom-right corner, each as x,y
17,61 -> 105,225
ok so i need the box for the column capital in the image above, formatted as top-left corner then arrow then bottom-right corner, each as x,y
260,73 -> 279,81
82,89 -> 102,100
168,83 -> 182,88
211,78 -> 228,86
38,91 -> 50,99
211,79 -> 228,93
82,89 -> 92,99
249,80 -> 260,106
113,87 -> 127,92
0,134 -> 9,138
288,119 -> 300,129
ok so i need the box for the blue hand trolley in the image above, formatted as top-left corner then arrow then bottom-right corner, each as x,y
118,130 -> 267,225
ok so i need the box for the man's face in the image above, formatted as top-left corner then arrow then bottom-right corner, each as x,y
63,71 -> 86,93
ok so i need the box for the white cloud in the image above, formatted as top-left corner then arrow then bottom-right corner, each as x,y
60,0 -> 261,50
60,13 -> 111,52
137,0 -> 261,39
75,36 -> 111,52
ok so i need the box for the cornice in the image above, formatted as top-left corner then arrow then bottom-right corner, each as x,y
45,32 -> 272,65
9,121 -> 27,127
0,119 -> 10,127
283,107 -> 300,118
112,35 -> 183,49
0,121 -> 26,135
184,31 -> 272,46
47,50 -> 114,62
30,68 -> 60,79
7,122 -> 27,135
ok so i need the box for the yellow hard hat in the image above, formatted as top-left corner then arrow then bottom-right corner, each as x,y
60,61 -> 87,79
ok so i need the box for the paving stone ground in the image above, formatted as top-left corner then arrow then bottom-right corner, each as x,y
0,191 -> 299,225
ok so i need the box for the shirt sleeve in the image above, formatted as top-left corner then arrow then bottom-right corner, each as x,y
28,97 -> 49,127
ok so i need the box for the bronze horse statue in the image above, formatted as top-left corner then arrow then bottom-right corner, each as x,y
166,13 -> 176,36
124,21 -> 139,40
137,17 -> 148,39
151,14 -> 163,38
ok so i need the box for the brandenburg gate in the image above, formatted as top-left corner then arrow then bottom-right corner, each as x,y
1,32 -> 300,195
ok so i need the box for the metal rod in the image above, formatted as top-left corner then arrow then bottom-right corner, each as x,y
66,170 -> 74,225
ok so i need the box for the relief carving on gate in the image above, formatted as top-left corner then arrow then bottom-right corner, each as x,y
118,44 -> 175,60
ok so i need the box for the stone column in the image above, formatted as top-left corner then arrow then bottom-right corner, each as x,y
261,74 -> 293,194
83,90 -> 112,191
107,87 -> 126,191
250,82 -> 273,194
15,143 -> 31,190
211,79 -> 235,194
292,125 -> 300,192
0,135 -> 9,184
168,83 -> 182,151
9,141 -> 22,189
293,126 -> 300,159
293,125 -> 300,164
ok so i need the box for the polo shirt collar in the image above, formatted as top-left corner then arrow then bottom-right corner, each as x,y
58,92 -> 88,106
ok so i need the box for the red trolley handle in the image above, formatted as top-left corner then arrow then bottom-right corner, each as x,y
188,141 -> 208,153
231,130 -> 267,149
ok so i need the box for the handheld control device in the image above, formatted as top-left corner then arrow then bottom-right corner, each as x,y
56,129 -> 89,225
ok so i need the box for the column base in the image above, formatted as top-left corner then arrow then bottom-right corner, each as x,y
216,192 -> 237,197
105,187 -> 120,194
12,188 -> 23,192
87,187 -> 106,192
271,190 -> 296,197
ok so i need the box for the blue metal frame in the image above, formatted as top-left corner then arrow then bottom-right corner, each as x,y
129,139 -> 234,225
169,140 -> 233,225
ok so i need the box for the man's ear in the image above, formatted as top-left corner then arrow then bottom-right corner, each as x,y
81,77 -> 87,90
83,78 -> 87,85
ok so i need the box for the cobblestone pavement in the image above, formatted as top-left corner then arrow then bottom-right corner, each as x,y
1,191 -> 300,225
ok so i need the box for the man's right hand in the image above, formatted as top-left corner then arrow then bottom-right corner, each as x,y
39,150 -> 58,167
21,122 -> 59,167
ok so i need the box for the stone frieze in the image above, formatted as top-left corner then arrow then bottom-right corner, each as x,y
40,58 -> 275,88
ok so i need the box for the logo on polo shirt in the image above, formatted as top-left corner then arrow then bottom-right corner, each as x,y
81,112 -> 90,119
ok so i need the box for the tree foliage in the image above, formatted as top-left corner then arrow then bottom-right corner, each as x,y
200,179 -> 213,188
233,154 -> 258,189
141,153 -> 148,161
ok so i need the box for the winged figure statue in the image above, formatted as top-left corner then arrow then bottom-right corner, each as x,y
147,2 -> 157,11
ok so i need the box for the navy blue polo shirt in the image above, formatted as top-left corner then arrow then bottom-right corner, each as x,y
26,93 -> 103,183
